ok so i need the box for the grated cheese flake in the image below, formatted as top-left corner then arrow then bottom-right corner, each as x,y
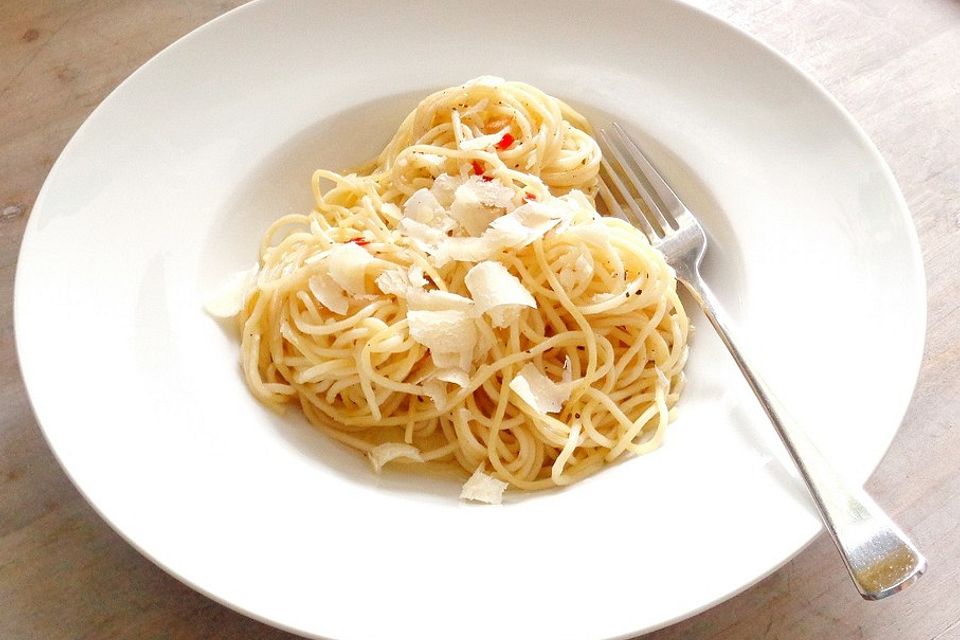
464,261 -> 537,327
488,200 -> 567,247
327,242 -> 373,295
430,174 -> 465,207
403,188 -> 447,225
509,363 -> 574,414
460,466 -> 508,504
435,368 -> 470,387
376,269 -> 409,297
408,309 -> 478,358
422,379 -> 448,409
308,272 -> 350,315
367,443 -> 424,473
449,177 -> 516,236
203,263 -> 259,318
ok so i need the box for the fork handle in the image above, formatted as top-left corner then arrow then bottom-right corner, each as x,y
681,272 -> 926,600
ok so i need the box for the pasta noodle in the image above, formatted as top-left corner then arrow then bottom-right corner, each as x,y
220,77 -> 689,498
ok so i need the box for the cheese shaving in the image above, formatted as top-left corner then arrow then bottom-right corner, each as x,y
436,236 -> 500,263
488,200 -> 566,247
450,194 -> 501,237
464,176 -> 516,210
204,263 -> 258,318
327,243 -> 373,295
435,368 -> 470,387
308,272 -> 350,315
460,466 -> 509,505
367,443 -> 424,473
449,177 -> 516,236
408,265 -> 428,288
375,269 -> 409,297
509,363 -> 574,414
430,174 -> 464,207
423,379 -> 448,409
403,187 -> 447,224
398,217 -> 448,254
408,310 -> 478,363
464,261 -> 537,327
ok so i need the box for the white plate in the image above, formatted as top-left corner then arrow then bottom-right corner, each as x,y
15,1 -> 925,638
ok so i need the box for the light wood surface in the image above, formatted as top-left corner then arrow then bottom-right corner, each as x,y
2,1 -> 958,638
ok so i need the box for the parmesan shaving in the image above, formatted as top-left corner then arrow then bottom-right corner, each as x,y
403,187 -> 447,224
487,198 -> 575,247
430,174 -> 464,207
464,261 -> 537,327
408,265 -> 427,288
460,466 -> 508,505
204,263 -> 258,318
422,379 -> 448,409
437,236 -> 499,263
375,269 -> 409,297
464,176 -> 517,210
449,177 -> 516,236
450,194 -> 501,237
431,349 -> 473,371
408,310 -> 478,363
327,243 -> 373,295
308,272 -> 350,315
367,443 -> 424,473
398,217 -> 448,253
509,363 -> 574,414
435,368 -> 470,387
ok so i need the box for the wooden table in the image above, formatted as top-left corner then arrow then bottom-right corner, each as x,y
2,1 -> 958,638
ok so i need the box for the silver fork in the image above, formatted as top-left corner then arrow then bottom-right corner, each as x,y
598,122 -> 925,601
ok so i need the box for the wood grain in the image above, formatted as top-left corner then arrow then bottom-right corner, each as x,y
1,1 -> 958,638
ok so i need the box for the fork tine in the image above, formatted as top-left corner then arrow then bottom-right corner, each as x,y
598,158 -> 656,238
611,122 -> 685,219
596,174 -> 625,217
599,128 -> 674,235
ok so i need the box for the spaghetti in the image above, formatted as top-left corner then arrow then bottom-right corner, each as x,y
220,77 -> 689,500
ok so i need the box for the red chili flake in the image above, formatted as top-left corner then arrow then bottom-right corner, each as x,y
471,160 -> 484,175
480,175 -> 493,182
348,237 -> 370,246
495,132 -> 515,150
523,192 -> 537,201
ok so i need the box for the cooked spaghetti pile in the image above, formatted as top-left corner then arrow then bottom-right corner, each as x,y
207,77 -> 689,503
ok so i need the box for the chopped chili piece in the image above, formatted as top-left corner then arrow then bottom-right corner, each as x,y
471,160 -> 484,175
523,192 -> 537,201
480,175 -> 493,182
348,237 -> 370,246
495,132 -> 515,150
